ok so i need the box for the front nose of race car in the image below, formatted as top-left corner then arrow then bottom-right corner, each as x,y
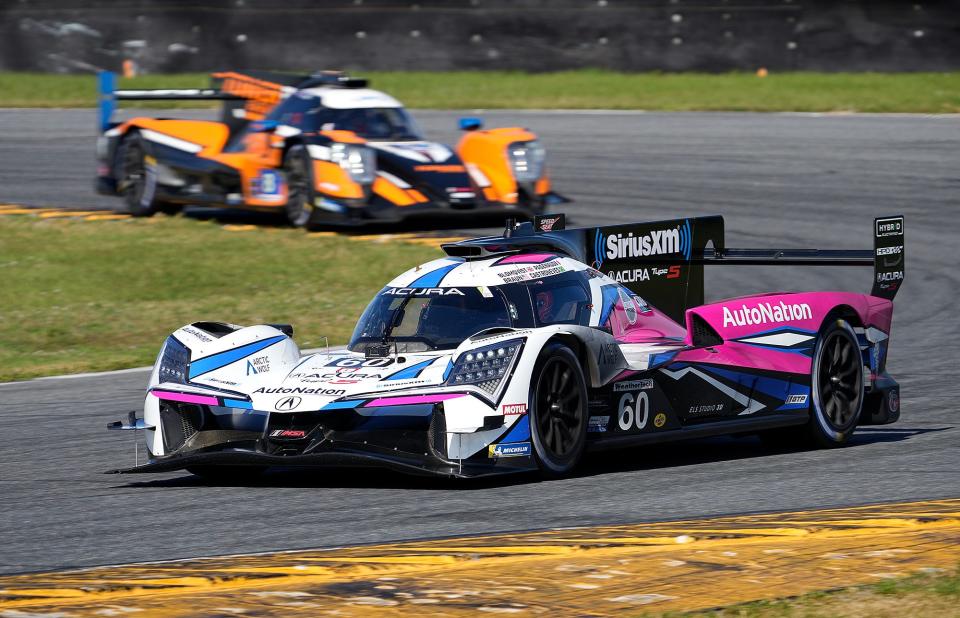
261,399 -> 448,463
138,339 -> 534,477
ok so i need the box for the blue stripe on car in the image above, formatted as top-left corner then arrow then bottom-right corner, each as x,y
700,365 -> 809,403
407,260 -> 462,288
188,335 -> 286,379
598,285 -> 620,327
321,399 -> 366,410
501,416 -> 530,442
386,359 -> 434,380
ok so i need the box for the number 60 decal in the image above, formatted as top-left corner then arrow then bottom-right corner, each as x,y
618,391 -> 649,431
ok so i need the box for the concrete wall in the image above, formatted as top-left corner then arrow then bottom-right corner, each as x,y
1,1 -> 957,74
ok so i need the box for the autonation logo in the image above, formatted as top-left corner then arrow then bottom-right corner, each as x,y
722,300 -> 813,328
594,220 -> 691,268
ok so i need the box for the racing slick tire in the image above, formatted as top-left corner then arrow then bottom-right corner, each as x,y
807,318 -> 864,448
186,465 -> 267,483
760,319 -> 864,450
529,342 -> 588,477
282,144 -> 317,228
116,132 -> 164,217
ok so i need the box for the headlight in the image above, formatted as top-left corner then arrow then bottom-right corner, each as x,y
507,140 -> 545,183
446,338 -> 523,395
331,143 -> 376,184
158,336 -> 189,385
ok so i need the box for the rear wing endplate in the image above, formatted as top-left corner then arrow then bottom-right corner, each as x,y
444,214 -> 904,323
98,70 -> 246,133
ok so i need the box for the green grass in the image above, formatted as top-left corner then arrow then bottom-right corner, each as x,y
1,70 -> 958,112
0,216 -> 439,382
668,564 -> 960,617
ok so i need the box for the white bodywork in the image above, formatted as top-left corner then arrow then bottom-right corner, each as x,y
302,87 -> 403,109
144,254 -> 679,462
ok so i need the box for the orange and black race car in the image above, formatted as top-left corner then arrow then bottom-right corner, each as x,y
95,70 -> 568,227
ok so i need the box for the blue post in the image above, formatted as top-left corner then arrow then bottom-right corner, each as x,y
97,71 -> 116,134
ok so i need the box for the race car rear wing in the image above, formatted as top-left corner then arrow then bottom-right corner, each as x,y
97,69 -> 369,133
444,214 -> 904,323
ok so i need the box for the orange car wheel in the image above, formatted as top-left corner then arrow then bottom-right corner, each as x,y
282,144 -> 316,228
116,132 -> 160,217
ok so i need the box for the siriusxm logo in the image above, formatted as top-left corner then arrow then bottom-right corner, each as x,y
593,220 -> 691,268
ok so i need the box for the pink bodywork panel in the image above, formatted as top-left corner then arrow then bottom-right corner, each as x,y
609,300 -> 688,343
669,291 -> 894,375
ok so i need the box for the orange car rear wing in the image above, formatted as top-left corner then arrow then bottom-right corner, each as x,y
98,70 -> 371,133
98,70 -> 242,133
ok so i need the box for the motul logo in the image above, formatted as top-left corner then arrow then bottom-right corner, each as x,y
501,403 -> 527,415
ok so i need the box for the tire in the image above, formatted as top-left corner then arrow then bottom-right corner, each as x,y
808,318 -> 864,447
529,343 -> 588,477
186,465 -> 266,482
116,132 -> 161,217
282,144 -> 316,228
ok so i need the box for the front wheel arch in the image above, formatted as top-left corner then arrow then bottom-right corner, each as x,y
527,341 -> 589,478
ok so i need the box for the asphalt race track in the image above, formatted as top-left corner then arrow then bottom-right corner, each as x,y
0,109 -> 958,575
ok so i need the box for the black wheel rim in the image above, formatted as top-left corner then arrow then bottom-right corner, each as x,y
285,155 -> 309,223
535,357 -> 583,458
122,142 -> 145,202
817,331 -> 861,429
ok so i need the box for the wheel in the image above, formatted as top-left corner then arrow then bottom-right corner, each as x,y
186,465 -> 266,482
808,318 -> 864,447
529,343 -> 588,477
282,144 -> 316,228
116,132 -> 161,217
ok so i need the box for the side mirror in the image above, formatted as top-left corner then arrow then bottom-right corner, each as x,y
251,119 -> 279,133
458,117 -> 483,131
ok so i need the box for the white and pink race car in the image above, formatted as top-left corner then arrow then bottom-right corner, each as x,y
109,214 -> 904,479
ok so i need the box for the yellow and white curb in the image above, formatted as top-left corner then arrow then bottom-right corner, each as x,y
1,498 -> 958,616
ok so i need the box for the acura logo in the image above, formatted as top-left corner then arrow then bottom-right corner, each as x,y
275,396 -> 302,411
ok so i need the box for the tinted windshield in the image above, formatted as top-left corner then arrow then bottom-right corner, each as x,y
319,108 -> 422,141
349,287 -> 515,353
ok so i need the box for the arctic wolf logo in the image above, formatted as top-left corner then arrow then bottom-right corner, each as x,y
593,220 -> 691,268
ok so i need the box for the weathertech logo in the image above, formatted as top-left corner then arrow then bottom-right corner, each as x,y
722,301 -> 813,328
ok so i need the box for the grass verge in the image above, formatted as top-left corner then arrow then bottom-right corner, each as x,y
672,564 -> 960,618
0,215 -> 439,382
1,70 -> 958,112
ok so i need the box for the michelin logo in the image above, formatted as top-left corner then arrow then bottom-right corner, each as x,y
593,220 -> 692,267
488,442 -> 531,458
722,301 -> 813,328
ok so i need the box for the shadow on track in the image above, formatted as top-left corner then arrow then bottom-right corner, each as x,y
113,425 -> 946,491
179,206 -> 523,236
